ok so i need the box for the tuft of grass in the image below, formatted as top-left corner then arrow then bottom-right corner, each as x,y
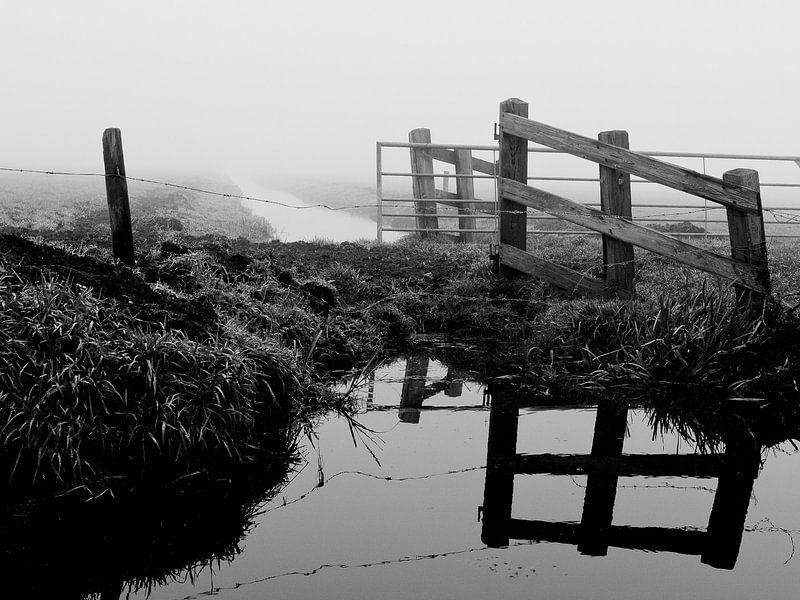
571,290 -> 769,402
320,262 -> 368,304
0,269 -> 302,496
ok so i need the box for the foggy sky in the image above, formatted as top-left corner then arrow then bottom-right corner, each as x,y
2,0 -> 798,184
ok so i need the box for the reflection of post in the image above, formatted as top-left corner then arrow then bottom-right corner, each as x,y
366,370 -> 375,407
578,401 -> 628,556
399,355 -> 429,424
445,368 -> 465,398
481,383 -> 519,547
99,580 -> 123,600
701,437 -> 760,569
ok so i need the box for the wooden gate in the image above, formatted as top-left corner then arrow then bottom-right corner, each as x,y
495,98 -> 771,304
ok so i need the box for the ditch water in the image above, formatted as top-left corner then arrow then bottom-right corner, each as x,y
8,354 -> 800,599
234,177 -> 401,243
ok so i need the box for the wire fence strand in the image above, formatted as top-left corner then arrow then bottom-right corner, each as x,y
5,165 -> 800,250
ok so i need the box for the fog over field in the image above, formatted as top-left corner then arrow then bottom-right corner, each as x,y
2,1 -> 798,185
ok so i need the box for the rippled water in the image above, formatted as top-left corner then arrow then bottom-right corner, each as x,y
124,356 -> 800,600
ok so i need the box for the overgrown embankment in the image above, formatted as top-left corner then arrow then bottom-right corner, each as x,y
3,224 -> 800,496
0,235 -> 310,498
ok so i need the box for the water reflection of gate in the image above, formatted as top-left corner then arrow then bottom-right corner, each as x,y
398,355 -> 468,424
480,384 -> 762,570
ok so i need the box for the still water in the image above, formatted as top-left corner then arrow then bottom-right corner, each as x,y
121,355 -> 800,600
234,177 -> 401,243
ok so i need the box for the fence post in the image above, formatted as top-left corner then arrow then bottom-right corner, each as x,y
454,149 -> 477,243
722,169 -> 770,305
598,130 -> 635,295
102,128 -> 135,266
408,128 -> 439,237
498,98 -> 529,276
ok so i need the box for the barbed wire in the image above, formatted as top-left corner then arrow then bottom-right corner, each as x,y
0,166 -> 772,303
167,541 -> 540,600
258,465 -> 486,515
747,517 -> 798,563
0,166 -> 377,212
162,504 -> 800,599
5,166 -> 800,227
568,474 -> 717,493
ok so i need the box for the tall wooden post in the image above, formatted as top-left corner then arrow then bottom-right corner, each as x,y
102,128 -> 135,266
723,169 -> 770,306
454,149 -> 477,243
408,128 -> 439,237
498,99 -> 529,276
598,130 -> 635,295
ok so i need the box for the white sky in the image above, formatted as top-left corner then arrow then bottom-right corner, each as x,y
1,0 -> 798,183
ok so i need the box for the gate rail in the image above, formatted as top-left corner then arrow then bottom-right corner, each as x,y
495,97 -> 771,303
376,135 -> 800,243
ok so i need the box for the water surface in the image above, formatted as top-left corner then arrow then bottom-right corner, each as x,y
126,355 -> 800,600
234,177 -> 397,242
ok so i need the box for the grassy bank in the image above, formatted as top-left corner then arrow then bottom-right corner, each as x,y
3,177 -> 800,497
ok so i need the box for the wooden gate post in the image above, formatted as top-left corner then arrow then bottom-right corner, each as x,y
408,128 -> 439,237
454,149 -> 477,243
598,130 -> 635,295
722,169 -> 770,305
102,128 -> 135,266
498,99 -> 529,276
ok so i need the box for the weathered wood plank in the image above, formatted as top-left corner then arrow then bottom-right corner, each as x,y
408,128 -> 439,235
499,244 -> 621,298
598,130 -> 635,293
498,452 -> 725,478
428,147 -> 496,176
500,113 -> 759,214
455,148 -> 477,243
500,178 -> 765,292
723,169 -> 771,305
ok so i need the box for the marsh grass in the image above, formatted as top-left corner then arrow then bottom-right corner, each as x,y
0,268 -> 306,496
572,290 -> 769,401
4,180 -> 800,498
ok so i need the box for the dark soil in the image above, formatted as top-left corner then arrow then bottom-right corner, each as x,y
0,234 -> 217,337
259,240 -> 488,289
